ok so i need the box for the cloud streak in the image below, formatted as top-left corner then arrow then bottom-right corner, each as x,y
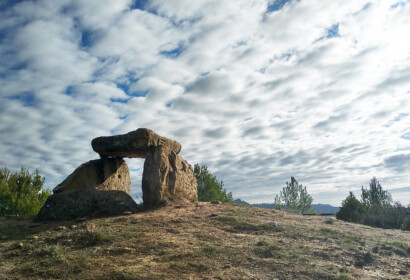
1,0 -> 410,206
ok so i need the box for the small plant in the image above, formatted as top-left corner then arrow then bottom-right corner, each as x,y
75,229 -> 114,247
254,240 -> 279,258
325,218 -> 335,225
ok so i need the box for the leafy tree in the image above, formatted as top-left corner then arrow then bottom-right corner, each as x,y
194,164 -> 233,203
0,168 -> 51,216
336,192 -> 367,223
336,178 -> 410,231
361,177 -> 392,213
274,177 -> 313,213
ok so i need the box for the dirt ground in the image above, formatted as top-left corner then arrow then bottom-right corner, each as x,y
1,202 -> 409,280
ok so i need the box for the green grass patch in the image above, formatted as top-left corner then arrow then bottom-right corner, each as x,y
254,240 -> 280,258
18,244 -> 93,278
319,228 -> 364,249
215,216 -> 281,234
373,241 -> 410,257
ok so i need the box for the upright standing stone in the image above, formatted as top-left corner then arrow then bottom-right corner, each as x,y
142,146 -> 198,205
91,128 -> 182,158
53,158 -> 131,195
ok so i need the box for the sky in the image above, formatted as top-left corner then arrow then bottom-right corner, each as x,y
1,0 -> 410,206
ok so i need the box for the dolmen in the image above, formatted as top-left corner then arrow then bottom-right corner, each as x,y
37,128 -> 198,221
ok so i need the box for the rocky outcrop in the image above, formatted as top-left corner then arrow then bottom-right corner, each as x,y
37,189 -> 139,221
91,128 -> 182,158
142,146 -> 198,205
53,158 -> 131,195
38,128 -> 197,221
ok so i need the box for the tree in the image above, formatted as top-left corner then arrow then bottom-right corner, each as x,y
194,164 -> 233,203
361,177 -> 392,213
336,178 -> 410,231
336,192 -> 367,223
0,168 -> 51,216
274,177 -> 313,213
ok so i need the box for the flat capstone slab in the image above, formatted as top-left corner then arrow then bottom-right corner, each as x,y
91,128 -> 182,158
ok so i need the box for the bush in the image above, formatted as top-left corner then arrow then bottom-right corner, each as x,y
337,178 -> 410,231
194,164 -> 233,203
0,168 -> 51,216
274,177 -> 313,213
336,192 -> 367,223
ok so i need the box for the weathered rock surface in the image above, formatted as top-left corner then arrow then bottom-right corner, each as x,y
37,189 -> 139,221
91,128 -> 182,158
142,146 -> 198,205
53,158 -> 131,194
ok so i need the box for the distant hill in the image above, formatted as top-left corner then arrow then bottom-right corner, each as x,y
234,199 -> 339,213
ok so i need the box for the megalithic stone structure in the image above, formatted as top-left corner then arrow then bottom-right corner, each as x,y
142,146 -> 198,205
51,128 -> 197,208
91,128 -> 182,158
53,158 -> 131,194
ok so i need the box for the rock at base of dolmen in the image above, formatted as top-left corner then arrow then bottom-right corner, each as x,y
36,189 -> 139,221
142,146 -> 198,205
91,128 -> 182,158
53,158 -> 131,195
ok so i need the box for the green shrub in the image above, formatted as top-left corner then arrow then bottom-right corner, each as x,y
337,178 -> 410,231
336,192 -> 367,223
0,168 -> 51,216
194,164 -> 233,203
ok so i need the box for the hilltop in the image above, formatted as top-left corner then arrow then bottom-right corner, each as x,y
0,202 -> 409,280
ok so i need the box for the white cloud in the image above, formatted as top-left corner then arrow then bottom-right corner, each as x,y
1,0 -> 410,206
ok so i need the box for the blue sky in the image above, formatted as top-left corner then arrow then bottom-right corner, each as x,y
1,0 -> 410,206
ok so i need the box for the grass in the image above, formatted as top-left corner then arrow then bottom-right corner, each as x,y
214,215 -> 281,234
254,240 -> 280,258
373,240 -> 410,257
1,202 -> 409,280
319,227 -> 365,249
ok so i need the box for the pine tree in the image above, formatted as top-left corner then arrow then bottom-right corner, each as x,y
0,168 -> 51,216
274,177 -> 313,213
361,177 -> 392,213
336,192 -> 367,223
194,164 -> 233,203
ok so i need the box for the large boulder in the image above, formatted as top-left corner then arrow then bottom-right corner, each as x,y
91,128 -> 182,158
37,189 -> 139,221
53,158 -> 131,195
142,146 -> 198,205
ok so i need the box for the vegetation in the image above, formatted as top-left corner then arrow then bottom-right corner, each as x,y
336,192 -> 367,223
361,177 -> 392,211
194,164 -> 233,203
1,203 -> 409,279
337,177 -> 410,230
274,177 -> 313,213
0,168 -> 51,216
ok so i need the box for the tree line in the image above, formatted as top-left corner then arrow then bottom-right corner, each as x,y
1,166 -> 409,231
336,177 -> 410,230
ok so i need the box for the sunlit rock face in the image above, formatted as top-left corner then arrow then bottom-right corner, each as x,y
91,128 -> 182,158
49,128 -> 196,210
53,158 -> 131,195
142,145 -> 198,205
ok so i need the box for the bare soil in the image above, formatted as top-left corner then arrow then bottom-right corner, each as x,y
1,202 -> 409,280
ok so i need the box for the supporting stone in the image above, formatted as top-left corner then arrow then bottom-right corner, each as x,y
142,146 -> 198,205
37,189 -> 139,221
53,158 -> 131,195
91,128 -> 182,158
